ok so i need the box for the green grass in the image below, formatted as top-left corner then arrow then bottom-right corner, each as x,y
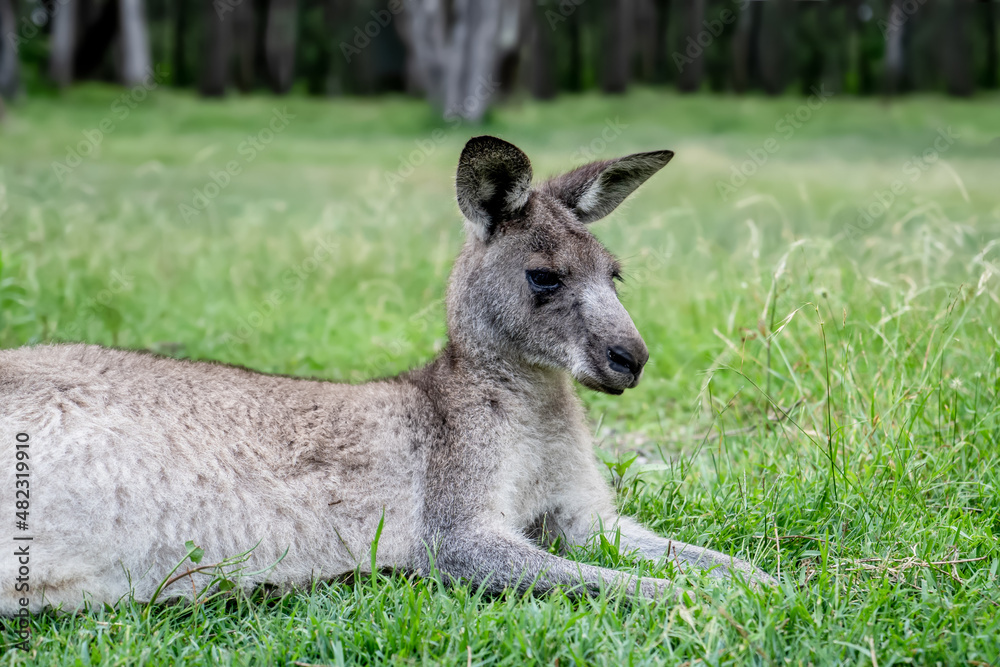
1,87 -> 999,665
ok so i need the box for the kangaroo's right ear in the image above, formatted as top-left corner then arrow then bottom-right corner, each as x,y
456,136 -> 533,242
542,150 -> 674,224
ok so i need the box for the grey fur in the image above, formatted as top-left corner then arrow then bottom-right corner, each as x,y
0,136 -> 773,614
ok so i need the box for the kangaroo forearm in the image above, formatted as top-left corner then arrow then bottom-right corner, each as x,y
614,519 -> 775,585
427,532 -> 671,598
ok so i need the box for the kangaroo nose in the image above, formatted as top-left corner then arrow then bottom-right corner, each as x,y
607,345 -> 644,376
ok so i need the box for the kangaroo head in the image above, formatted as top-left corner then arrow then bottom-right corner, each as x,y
447,136 -> 673,395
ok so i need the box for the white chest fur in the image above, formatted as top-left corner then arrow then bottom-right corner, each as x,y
491,397 -> 596,532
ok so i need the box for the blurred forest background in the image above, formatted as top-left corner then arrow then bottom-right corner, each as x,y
0,0 -> 997,122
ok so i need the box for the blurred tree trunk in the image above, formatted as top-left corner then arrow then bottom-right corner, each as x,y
265,0 -> 299,94
633,0 -> 657,82
0,0 -> 18,101
50,0 -> 79,88
495,0 -> 523,99
442,0 -> 504,119
985,1 -> 998,89
651,0 -> 670,84
394,1 -> 424,94
172,0 -> 190,86
404,0 -> 445,101
200,0 -> 232,96
118,0 -> 152,85
601,0 -> 631,93
944,0 -> 973,96
73,0 -> 120,79
233,0 -> 257,92
730,0 -> 752,93
844,0 -> 860,93
321,0 -> 352,95
341,1 -> 377,95
677,0 -> 704,92
403,0 -> 509,123
566,5 -> 583,91
884,0 -> 905,95
794,2 -> 821,95
818,0 -> 842,94
524,0 -> 555,99
758,0 -> 791,95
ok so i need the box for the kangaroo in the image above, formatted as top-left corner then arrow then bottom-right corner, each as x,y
0,136 -> 773,615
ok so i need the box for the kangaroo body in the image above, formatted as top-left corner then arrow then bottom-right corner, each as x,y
1,137 -> 772,614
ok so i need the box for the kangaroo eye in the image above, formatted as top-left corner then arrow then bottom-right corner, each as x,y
526,269 -> 561,292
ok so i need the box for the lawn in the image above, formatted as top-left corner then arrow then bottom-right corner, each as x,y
0,87 -> 998,665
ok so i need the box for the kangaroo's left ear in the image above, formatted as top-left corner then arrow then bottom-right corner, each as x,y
456,136 -> 533,242
542,150 -> 674,224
